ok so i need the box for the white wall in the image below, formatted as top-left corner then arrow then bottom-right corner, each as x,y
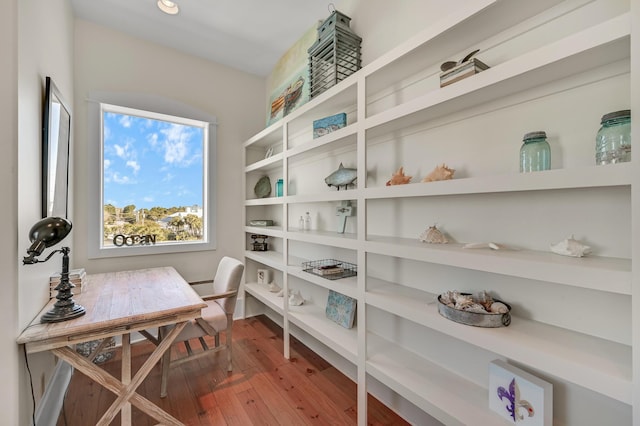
0,2 -> 19,425
340,0 -> 472,68
13,0 -> 76,424
73,20 -> 265,282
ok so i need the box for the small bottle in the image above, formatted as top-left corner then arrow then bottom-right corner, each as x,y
298,216 -> 304,230
520,131 -> 550,172
595,110 -> 631,165
304,212 -> 311,231
275,179 -> 283,197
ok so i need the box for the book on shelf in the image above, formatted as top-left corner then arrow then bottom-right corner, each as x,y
312,266 -> 345,276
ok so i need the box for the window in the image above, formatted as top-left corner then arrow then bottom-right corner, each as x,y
88,94 -> 216,258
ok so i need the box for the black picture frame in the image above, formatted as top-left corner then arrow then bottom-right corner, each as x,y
42,76 -> 71,218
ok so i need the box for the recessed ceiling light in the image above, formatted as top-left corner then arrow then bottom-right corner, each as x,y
157,0 -> 179,15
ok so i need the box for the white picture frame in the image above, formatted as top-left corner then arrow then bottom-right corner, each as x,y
257,269 -> 272,285
489,359 -> 552,426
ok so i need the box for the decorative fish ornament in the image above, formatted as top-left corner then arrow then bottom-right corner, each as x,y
325,163 -> 357,190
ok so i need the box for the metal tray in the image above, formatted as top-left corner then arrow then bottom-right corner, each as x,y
437,294 -> 511,328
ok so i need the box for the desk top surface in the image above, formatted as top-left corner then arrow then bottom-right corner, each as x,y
17,266 -> 207,350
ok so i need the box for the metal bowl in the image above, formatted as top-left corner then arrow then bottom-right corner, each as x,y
437,294 -> 511,328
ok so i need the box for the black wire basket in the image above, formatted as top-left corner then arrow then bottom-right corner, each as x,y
302,259 -> 357,280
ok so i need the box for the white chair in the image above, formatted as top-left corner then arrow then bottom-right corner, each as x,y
159,256 -> 244,398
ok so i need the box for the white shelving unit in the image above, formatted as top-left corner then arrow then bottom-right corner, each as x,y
242,0 -> 637,424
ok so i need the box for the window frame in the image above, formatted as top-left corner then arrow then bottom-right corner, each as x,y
87,92 -> 217,259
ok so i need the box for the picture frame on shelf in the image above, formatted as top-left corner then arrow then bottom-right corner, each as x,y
257,269 -> 272,285
325,290 -> 356,329
489,359 -> 552,426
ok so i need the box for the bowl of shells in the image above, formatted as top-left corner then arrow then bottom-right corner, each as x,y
437,290 -> 511,327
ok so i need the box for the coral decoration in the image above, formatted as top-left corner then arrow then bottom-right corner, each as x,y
386,166 -> 412,186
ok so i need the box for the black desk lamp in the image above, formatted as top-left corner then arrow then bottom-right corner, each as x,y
23,217 -> 86,323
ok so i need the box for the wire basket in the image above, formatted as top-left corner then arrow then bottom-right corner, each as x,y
302,259 -> 357,280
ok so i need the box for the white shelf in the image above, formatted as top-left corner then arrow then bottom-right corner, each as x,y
245,152 -> 283,173
244,282 -> 284,315
365,14 -> 630,138
243,1 -> 635,423
244,226 -> 284,239
243,121 -> 283,149
287,265 -> 358,299
286,125 -> 357,160
287,229 -> 359,250
365,163 -> 631,199
287,303 -> 358,364
365,237 -> 631,295
366,332 -> 503,426
244,250 -> 285,271
287,191 -> 358,204
244,197 -> 283,206
365,278 -> 631,404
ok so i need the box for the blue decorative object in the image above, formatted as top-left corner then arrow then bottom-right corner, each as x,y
313,112 -> 347,138
325,290 -> 356,329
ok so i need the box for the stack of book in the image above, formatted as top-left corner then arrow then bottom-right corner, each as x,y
50,268 -> 87,298
439,58 -> 490,87
312,264 -> 345,276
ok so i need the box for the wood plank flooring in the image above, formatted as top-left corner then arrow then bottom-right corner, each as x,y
56,315 -> 409,425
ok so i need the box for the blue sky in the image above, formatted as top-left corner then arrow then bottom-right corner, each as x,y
103,111 -> 204,210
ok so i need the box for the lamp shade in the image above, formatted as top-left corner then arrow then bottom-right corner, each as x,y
27,216 -> 72,256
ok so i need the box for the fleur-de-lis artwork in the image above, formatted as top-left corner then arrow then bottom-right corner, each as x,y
497,378 -> 534,422
489,360 -> 552,425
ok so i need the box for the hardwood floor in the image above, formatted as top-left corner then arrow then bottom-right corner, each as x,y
56,315 -> 409,425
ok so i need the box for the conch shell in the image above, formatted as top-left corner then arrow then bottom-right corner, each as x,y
550,235 -> 592,257
268,281 -> 281,293
289,290 -> 304,306
422,164 -> 455,182
386,166 -> 412,186
419,225 -> 449,244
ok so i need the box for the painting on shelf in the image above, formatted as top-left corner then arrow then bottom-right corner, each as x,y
266,22 -> 320,126
325,290 -> 356,329
489,359 -> 552,425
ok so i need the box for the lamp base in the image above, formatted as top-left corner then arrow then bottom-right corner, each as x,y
41,303 -> 86,323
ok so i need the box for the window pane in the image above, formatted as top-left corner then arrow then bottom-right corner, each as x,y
102,108 -> 206,249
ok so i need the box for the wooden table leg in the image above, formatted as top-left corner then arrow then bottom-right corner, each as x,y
122,333 -> 132,426
53,322 -> 188,426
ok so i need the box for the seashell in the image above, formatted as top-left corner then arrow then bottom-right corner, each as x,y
422,163 -> 455,183
453,294 -> 474,310
419,225 -> 449,244
462,303 -> 487,313
489,301 -> 509,314
550,235 -> 592,258
268,281 -> 281,293
289,290 -> 304,306
386,166 -> 412,186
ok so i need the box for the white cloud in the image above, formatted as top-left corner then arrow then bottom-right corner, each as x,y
104,159 -> 111,170
119,115 -> 133,128
126,160 -> 140,173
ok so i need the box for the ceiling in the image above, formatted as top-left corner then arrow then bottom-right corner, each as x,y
70,0 -> 346,76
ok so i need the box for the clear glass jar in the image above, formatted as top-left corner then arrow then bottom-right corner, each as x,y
520,131 -> 550,172
595,110 -> 631,165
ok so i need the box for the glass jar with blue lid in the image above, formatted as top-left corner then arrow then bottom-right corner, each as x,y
520,131 -> 550,172
595,109 -> 631,165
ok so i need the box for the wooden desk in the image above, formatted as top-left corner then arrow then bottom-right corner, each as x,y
17,266 -> 207,426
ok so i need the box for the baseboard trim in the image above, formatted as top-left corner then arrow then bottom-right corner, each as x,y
35,360 -> 73,426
